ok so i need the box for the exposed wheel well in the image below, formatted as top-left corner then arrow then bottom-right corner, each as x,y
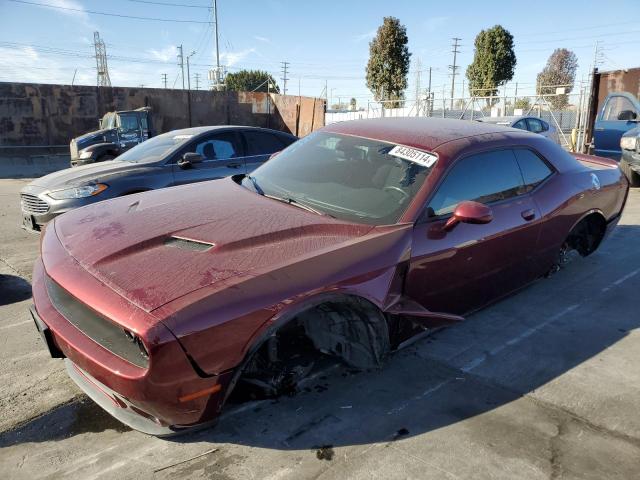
226,295 -> 390,402
567,212 -> 607,257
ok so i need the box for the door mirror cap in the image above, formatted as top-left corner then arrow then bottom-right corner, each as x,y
617,110 -> 638,121
178,152 -> 204,169
444,201 -> 493,231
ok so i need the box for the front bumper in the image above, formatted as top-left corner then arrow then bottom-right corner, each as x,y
621,150 -> 640,172
31,227 -> 234,434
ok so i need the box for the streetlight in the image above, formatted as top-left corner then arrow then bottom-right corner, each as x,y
186,51 -> 196,90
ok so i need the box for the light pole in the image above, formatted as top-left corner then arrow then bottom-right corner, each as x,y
330,88 -> 337,109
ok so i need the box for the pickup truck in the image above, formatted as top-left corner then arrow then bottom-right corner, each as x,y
69,107 -> 154,167
593,92 -> 640,159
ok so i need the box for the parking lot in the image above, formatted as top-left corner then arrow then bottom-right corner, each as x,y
1,177 -> 639,479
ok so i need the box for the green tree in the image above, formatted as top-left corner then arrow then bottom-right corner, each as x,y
514,97 -> 531,111
225,69 -> 280,93
350,97 -> 357,111
466,25 -> 516,104
536,48 -> 578,109
366,17 -> 411,108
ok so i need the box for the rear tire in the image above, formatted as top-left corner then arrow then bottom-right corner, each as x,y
620,159 -> 640,187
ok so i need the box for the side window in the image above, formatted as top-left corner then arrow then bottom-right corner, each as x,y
604,96 -> 636,121
117,114 -> 139,134
540,120 -> 550,132
527,118 -> 544,133
428,150 -> 524,216
513,119 -> 527,130
244,131 -> 287,156
188,132 -> 241,161
513,149 -> 553,192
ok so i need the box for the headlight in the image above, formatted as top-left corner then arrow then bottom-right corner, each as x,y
620,136 -> 638,151
79,150 -> 94,159
47,184 -> 108,200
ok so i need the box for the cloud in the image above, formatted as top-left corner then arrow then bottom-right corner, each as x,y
254,36 -> 271,44
46,0 -> 96,29
147,45 -> 178,63
424,16 -> 449,32
354,29 -> 376,43
219,48 -> 256,67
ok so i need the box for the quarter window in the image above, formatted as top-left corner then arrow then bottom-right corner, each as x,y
514,149 -> 553,191
428,150 -> 524,216
244,131 -> 289,156
527,118 -> 544,133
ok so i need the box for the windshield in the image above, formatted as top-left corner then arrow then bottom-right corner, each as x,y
242,132 -> 437,225
117,132 -> 193,163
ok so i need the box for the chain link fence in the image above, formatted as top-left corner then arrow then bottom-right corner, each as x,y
326,85 -> 592,152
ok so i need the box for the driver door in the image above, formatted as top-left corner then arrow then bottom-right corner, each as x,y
406,149 -> 542,316
171,130 -> 245,185
116,113 -> 143,152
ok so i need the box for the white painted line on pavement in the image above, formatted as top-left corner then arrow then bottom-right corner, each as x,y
460,303 -> 581,373
0,319 -> 31,330
601,268 -> 640,293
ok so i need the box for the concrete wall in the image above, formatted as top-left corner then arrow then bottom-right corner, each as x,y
0,82 -> 325,177
0,82 -> 324,147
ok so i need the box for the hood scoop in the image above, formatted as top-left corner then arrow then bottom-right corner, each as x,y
164,236 -> 215,252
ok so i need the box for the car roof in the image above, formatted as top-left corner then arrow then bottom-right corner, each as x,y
159,125 -> 297,138
322,117 -> 516,152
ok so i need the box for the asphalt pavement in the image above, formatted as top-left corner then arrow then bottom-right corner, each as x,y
1,178 -> 639,479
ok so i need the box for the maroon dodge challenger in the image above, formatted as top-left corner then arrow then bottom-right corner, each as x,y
30,118 -> 629,435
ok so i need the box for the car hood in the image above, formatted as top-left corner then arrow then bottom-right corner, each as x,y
53,178 -> 374,312
25,161 -> 148,190
74,128 -> 111,144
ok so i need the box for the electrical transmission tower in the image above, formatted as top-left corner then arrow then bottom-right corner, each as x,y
448,37 -> 461,110
281,61 -> 290,95
94,31 -> 111,87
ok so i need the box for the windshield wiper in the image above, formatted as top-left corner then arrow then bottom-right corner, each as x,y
265,193 -> 333,218
245,174 -> 264,195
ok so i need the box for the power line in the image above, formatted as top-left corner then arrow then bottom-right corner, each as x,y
8,0 -> 213,23
127,0 -> 211,8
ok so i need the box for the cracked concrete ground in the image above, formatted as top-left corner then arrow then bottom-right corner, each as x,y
1,178 -> 639,479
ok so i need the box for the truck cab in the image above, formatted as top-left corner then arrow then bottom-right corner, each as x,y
593,92 -> 640,159
70,107 -> 154,167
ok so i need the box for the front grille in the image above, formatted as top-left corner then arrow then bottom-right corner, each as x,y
21,194 -> 49,214
45,276 -> 149,368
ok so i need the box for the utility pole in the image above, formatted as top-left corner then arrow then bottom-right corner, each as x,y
213,0 -> 221,90
281,61 -> 290,95
194,73 -> 201,90
94,31 -> 111,87
414,57 -> 421,116
161,73 -> 168,89
449,37 -> 461,110
177,45 -> 185,90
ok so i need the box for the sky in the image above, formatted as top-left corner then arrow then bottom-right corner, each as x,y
0,0 -> 639,107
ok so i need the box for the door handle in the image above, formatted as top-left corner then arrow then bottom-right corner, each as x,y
521,209 -> 536,221
228,162 -> 242,168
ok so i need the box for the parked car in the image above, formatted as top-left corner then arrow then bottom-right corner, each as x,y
620,126 -> 640,187
477,115 -> 560,143
20,126 -> 297,232
70,107 -> 155,167
30,117 -> 628,435
592,92 -> 640,159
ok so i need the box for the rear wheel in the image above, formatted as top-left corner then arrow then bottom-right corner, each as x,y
547,214 -> 606,276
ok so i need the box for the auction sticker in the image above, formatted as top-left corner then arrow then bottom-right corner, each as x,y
388,145 -> 437,168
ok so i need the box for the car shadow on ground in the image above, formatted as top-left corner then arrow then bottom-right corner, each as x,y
0,225 -> 638,451
0,274 -> 32,306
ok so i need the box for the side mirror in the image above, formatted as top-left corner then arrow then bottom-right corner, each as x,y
178,152 -> 204,169
617,110 -> 638,121
444,201 -> 493,231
